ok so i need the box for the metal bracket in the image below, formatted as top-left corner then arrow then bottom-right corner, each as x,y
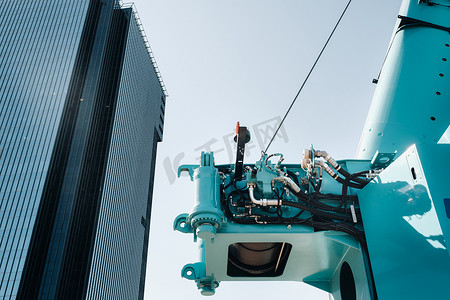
182,262 -> 219,296
182,262 -> 205,280
370,151 -> 396,169
178,164 -> 198,181
173,213 -> 192,233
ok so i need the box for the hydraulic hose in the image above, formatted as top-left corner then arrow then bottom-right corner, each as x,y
248,185 -> 279,206
317,161 -> 363,189
315,151 -> 369,186
283,198 -> 348,222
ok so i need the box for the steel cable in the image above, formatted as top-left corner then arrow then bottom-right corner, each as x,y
263,0 -> 353,154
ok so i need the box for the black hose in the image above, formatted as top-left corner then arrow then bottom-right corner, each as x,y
308,193 -> 348,214
314,176 -> 322,192
333,174 -> 365,189
286,169 -> 300,187
221,182 -> 376,299
283,199 -> 348,222
335,166 -> 369,186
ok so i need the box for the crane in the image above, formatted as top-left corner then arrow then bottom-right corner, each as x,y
174,1 -> 450,299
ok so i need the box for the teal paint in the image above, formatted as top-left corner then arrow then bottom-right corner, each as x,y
175,152 -> 373,298
174,0 -> 450,299
445,198 -> 450,219
358,144 -> 450,299
357,0 -> 450,159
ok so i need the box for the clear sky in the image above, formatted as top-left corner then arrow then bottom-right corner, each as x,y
130,0 -> 402,299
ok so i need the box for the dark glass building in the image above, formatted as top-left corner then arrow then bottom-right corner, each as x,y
0,1 -> 166,299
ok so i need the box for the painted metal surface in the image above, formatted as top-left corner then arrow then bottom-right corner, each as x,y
176,153 -> 224,242
357,0 -> 450,159
174,0 -> 450,299
175,152 -> 373,298
359,144 -> 450,299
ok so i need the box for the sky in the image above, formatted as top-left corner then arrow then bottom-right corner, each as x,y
129,0 -> 403,299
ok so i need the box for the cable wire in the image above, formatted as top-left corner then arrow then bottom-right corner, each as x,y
263,0 -> 353,154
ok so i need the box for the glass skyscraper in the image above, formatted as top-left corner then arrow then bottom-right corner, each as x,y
0,0 -> 166,299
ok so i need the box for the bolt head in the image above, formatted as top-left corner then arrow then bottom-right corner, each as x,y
196,224 -> 216,240
201,286 -> 215,296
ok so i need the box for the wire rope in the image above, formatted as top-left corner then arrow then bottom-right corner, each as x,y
263,0 -> 353,154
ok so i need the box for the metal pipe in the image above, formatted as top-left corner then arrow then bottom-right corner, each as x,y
248,185 -> 280,206
317,161 -> 340,180
272,176 -> 301,193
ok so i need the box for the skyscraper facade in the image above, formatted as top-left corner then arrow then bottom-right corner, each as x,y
0,1 -> 166,299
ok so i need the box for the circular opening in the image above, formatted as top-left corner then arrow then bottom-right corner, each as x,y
180,222 -> 186,228
379,157 -> 390,164
186,270 -> 193,276
436,91 -> 441,95
340,262 -> 356,300
439,73 -> 444,77
377,132 -> 383,137
443,58 -> 448,62
431,117 -> 436,121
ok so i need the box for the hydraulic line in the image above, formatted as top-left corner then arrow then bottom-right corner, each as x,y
272,176 -> 301,193
285,169 -> 300,187
315,151 -> 369,186
317,161 -> 364,189
264,153 -> 284,174
248,185 -> 279,206
308,193 -> 358,215
283,198 -> 348,222
219,166 -> 375,298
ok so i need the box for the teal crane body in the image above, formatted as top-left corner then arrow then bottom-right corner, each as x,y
357,0 -> 450,158
174,1 -> 450,299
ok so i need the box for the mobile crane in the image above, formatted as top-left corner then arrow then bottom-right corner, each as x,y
174,1 -> 450,299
